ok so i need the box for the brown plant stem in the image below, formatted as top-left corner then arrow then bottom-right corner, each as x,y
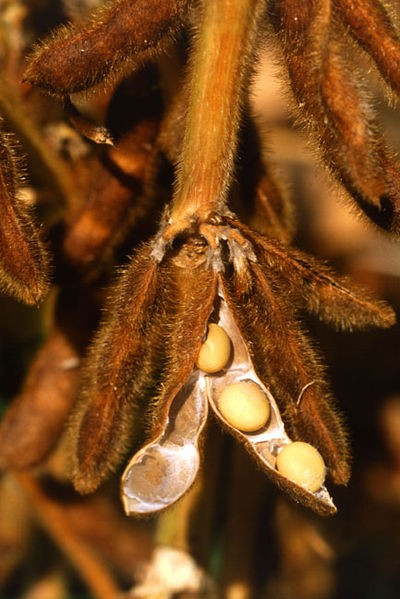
170,0 -> 264,225
14,473 -> 119,599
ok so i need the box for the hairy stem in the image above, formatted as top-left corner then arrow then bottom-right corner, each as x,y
170,0 -> 264,224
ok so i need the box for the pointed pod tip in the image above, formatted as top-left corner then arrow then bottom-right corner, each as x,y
72,467 -> 101,496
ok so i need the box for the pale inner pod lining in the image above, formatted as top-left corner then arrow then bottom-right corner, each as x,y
122,372 -> 208,514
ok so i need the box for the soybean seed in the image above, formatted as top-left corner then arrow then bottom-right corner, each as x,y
196,323 -> 231,373
276,441 -> 326,492
218,380 -> 270,432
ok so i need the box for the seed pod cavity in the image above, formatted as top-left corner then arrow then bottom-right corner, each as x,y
121,372 -> 208,515
205,291 -> 336,516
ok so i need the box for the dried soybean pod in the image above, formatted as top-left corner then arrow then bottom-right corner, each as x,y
122,243 -> 218,515
0,130 -> 49,305
25,0 -> 190,96
269,0 -> 400,235
220,265 -> 351,486
0,328 -> 80,469
336,0 -> 400,95
71,243 -> 164,493
0,289 -> 96,469
206,292 -> 336,516
122,374 -> 208,515
144,242 -> 218,438
238,221 -> 396,331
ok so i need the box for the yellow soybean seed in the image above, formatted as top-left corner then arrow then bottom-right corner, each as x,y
196,323 -> 232,373
218,381 -> 270,432
276,441 -> 326,492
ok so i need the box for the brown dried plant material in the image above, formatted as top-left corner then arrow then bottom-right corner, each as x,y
266,499 -> 335,599
168,0 -> 265,225
0,327 -> 80,469
71,244 -> 167,494
233,116 -> 295,244
159,89 -> 294,246
69,209 -> 394,517
221,262 -> 350,488
62,97 -> 114,146
268,0 -> 400,234
237,220 -> 395,331
0,81 -> 82,212
0,473 -> 32,586
0,129 -> 49,305
19,571 -> 68,599
220,444 -> 266,599
63,0 -> 104,23
336,0 -> 400,95
72,240 -> 217,495
59,491 -> 153,580
62,128 -> 158,269
24,0 -> 190,96
0,289 -> 96,469
62,0 -> 396,519
63,68 -> 164,270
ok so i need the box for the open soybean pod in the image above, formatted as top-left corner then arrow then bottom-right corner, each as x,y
122,372 -> 209,514
73,239 -> 217,496
218,243 -> 352,488
206,289 -> 336,516
121,246 -> 217,514
122,282 -> 337,518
